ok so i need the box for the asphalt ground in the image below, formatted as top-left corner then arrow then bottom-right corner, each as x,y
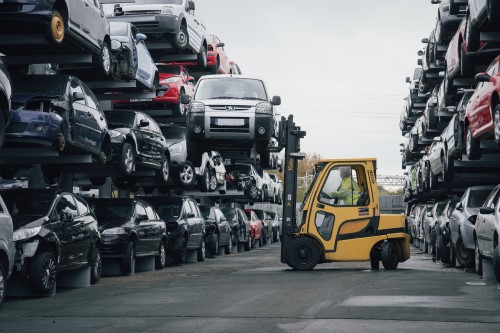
1,242 -> 499,333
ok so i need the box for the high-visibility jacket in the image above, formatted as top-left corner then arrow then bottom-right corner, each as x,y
330,177 -> 360,205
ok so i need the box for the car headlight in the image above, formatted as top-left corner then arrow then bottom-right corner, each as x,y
111,40 -> 122,51
13,226 -> 42,242
255,102 -> 272,114
169,143 -> 184,154
160,77 -> 180,84
189,101 -> 205,113
161,6 -> 173,14
109,130 -> 124,139
102,227 -> 127,235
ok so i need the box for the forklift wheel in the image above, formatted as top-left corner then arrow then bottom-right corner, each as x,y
381,241 -> 399,270
287,237 -> 319,271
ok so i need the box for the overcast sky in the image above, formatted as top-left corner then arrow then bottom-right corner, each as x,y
196,0 -> 437,175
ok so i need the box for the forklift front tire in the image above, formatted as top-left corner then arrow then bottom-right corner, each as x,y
381,241 -> 399,270
287,237 -> 319,271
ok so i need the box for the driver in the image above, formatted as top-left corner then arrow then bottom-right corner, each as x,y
329,166 -> 360,205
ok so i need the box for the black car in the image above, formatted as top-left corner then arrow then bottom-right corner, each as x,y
250,209 -> 274,245
143,196 -> 206,264
225,163 -> 264,202
87,198 -> 168,273
104,110 -> 170,189
220,207 -> 252,251
2,75 -> 110,179
0,0 -> 112,76
199,205 -> 232,256
0,58 -> 12,148
1,189 -> 102,294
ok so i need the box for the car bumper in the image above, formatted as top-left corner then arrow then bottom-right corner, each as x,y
101,235 -> 130,257
5,111 -> 63,148
109,14 -> 178,35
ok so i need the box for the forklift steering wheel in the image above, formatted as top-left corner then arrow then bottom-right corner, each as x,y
319,191 -> 333,200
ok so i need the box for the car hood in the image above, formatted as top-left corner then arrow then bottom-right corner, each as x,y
98,217 -> 130,231
12,94 -> 64,105
110,127 -> 131,135
9,108 -> 63,125
197,99 -> 263,107
13,216 -> 46,231
164,138 -> 184,148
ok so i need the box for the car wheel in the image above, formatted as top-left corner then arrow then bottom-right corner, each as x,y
211,56 -> 220,74
493,245 -> 500,284
28,252 -> 57,294
90,246 -> 102,284
95,42 -> 112,77
174,238 -> 187,264
443,152 -> 454,182
0,165 -> 17,180
197,45 -> 207,69
225,233 -> 233,255
47,10 -> 65,44
155,156 -> 170,184
439,235 -> 451,264
176,88 -> 186,116
381,241 -> 399,270
90,177 -> 106,186
258,234 -> 263,247
427,109 -> 437,129
475,242 -> 483,276
119,143 -> 135,175
460,45 -> 474,77
430,172 -> 439,191
155,241 -> 167,269
286,237 -> 319,270
172,24 -> 189,50
176,161 -> 196,187
198,167 -> 211,192
494,106 -> 500,145
466,126 -> 481,160
121,242 -> 135,274
112,177 -> 136,190
465,15 -> 480,52
244,234 -> 251,251
455,237 -> 474,267
208,233 -> 219,256
197,237 -> 206,262
208,172 -> 218,192
0,261 -> 6,309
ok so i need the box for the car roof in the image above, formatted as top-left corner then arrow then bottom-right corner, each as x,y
198,74 -> 264,81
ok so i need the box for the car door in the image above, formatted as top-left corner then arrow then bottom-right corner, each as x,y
144,201 -> 165,251
131,25 -> 155,85
134,201 -> 150,254
189,200 -> 204,246
475,62 -> 497,133
135,113 -> 151,157
146,115 -> 165,162
185,1 -> 201,51
73,195 -> 96,260
83,83 -> 105,151
478,187 -> 500,257
69,79 -> 90,147
215,208 -> 229,243
54,194 -> 85,268
84,0 -> 106,47
68,0 -> 87,39
450,191 -> 467,245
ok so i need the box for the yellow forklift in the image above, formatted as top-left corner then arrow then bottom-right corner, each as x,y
278,116 -> 410,270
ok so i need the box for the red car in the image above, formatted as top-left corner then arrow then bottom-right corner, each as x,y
464,56 -> 500,160
206,34 -> 232,74
244,209 -> 264,248
113,64 -> 195,116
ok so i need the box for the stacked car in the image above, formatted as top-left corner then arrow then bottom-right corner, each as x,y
402,0 -> 500,284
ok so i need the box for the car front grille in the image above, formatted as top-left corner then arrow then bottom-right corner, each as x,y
210,117 -> 249,134
133,22 -> 160,29
124,10 -> 161,15
0,4 -> 22,12
209,106 -> 252,111
6,122 -> 28,133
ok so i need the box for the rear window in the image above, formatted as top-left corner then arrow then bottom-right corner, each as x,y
157,65 -> 180,75
12,75 -> 67,95
194,78 -> 267,101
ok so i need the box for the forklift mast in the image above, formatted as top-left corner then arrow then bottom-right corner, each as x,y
278,115 -> 306,263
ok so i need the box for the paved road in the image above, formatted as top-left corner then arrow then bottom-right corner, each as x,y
1,243 -> 499,333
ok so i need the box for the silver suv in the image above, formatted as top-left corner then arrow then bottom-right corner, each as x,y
0,194 -> 14,309
183,75 -> 281,168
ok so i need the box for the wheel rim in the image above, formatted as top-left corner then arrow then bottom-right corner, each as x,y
161,159 -> 169,181
250,186 -> 258,199
475,245 -> 480,272
51,12 -> 65,43
93,250 -> 102,279
57,132 -> 66,152
180,165 -> 194,184
228,236 -> 232,253
102,45 -> 111,73
125,146 -> 134,173
160,243 -> 166,266
0,268 -> 4,302
466,128 -> 472,156
201,240 -> 206,258
41,256 -> 56,290
293,244 -> 314,266
209,174 -> 217,190
177,28 -> 188,48
494,111 -> 500,142
204,170 -> 210,189
457,240 -> 470,260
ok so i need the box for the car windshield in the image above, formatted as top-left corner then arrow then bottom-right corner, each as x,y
127,0 -> 183,5
468,189 -> 492,208
89,200 -> 133,219
147,199 -> 182,217
225,164 -> 251,176
199,206 -> 215,219
436,203 -> 446,216
220,208 -> 236,220
194,78 -> 267,101
12,76 -> 67,95
161,126 -> 186,139
253,210 -> 265,220
105,111 -> 136,128
267,212 -> 276,219
110,22 -> 129,36
244,211 -> 252,220
1,191 -> 53,220
157,65 -> 180,75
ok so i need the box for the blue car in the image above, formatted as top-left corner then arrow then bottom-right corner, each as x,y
3,75 -> 110,177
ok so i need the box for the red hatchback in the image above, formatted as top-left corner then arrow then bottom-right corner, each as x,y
206,35 -> 232,74
464,56 -> 500,160
244,209 -> 264,248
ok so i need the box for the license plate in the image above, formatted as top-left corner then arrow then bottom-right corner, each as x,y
130,98 -> 152,102
216,118 -> 244,126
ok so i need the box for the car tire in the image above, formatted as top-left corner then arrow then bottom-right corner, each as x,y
493,245 -> 500,284
262,186 -> 269,202
244,234 -> 252,251
465,15 -> 480,52
466,126 -> 481,160
381,241 -> 399,270
225,234 -> 232,255
286,237 -> 319,271
121,242 -> 135,274
427,109 -> 437,130
172,24 -> 189,50
119,143 -> 135,175
0,261 -> 6,309
155,156 -> 170,184
176,88 -> 186,116
460,45 -> 474,78
112,177 -> 136,190
90,246 -> 102,285
443,153 -> 454,182
90,177 -> 107,186
475,242 -> 483,276
197,45 -> 207,69
197,237 -> 206,262
28,252 -> 57,294
175,161 -> 196,187
94,42 -> 112,77
430,172 -> 439,191
208,233 -> 219,256
155,241 -> 167,270
47,10 -> 65,45
455,237 -> 474,267
494,106 -> 500,145
439,235 -> 450,264
198,167 -> 211,192
174,238 -> 187,264
208,172 -> 218,192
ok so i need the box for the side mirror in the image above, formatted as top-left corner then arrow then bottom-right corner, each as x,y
271,96 -> 281,106
405,77 -> 411,83
139,119 -> 149,127
187,76 -> 195,83
480,207 -> 495,215
421,38 -> 429,44
135,33 -> 147,42
417,59 -> 423,66
72,91 -> 85,102
187,0 -> 195,11
217,42 -> 225,48
417,50 -> 424,56
475,72 -> 491,82
180,94 -> 192,104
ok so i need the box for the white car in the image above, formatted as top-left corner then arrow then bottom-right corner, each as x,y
0,194 -> 14,309
268,173 -> 282,204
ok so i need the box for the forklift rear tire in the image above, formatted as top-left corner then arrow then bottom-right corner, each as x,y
381,241 -> 399,270
287,237 -> 319,271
